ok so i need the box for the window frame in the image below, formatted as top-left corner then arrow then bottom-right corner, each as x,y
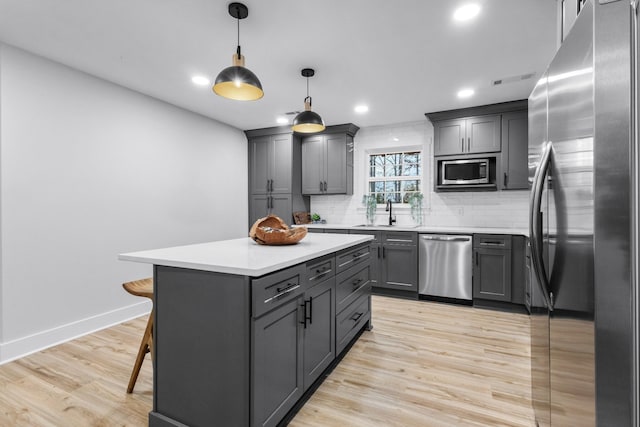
366,149 -> 424,206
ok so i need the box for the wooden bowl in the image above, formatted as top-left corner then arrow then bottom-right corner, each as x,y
249,215 -> 308,245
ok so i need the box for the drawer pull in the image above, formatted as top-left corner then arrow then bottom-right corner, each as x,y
386,238 -> 413,243
352,278 -> 363,287
310,268 -> 332,281
352,252 -> 368,260
264,284 -> 300,304
350,312 -> 363,322
480,241 -> 505,246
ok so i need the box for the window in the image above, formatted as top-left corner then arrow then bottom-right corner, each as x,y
368,151 -> 422,204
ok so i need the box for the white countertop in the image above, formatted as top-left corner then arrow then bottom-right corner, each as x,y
300,223 -> 529,236
118,233 -> 374,277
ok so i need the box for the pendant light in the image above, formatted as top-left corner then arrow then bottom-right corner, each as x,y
292,68 -> 326,133
213,2 -> 263,101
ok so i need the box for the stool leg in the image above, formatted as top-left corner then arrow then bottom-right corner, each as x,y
127,312 -> 153,393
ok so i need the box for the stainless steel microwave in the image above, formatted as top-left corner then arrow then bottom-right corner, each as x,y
440,158 -> 490,185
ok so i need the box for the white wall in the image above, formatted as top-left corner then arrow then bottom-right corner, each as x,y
310,121 -> 529,229
0,44 -> 248,363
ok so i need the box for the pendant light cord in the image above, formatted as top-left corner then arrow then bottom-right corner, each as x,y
236,7 -> 241,59
306,78 -> 312,106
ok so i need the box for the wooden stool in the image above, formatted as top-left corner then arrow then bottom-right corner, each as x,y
122,277 -> 154,393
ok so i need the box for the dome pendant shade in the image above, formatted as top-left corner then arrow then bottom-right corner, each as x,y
291,68 -> 325,133
213,55 -> 263,101
292,109 -> 325,133
212,3 -> 263,101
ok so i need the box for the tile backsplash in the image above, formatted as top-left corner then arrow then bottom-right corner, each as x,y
309,120 -> 529,229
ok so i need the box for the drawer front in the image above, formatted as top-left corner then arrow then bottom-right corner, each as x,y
335,243 -> 371,274
336,264 -> 370,314
474,234 -> 512,249
382,231 -> 417,245
336,293 -> 370,354
349,229 -> 381,243
252,264 -> 306,318
306,255 -> 336,284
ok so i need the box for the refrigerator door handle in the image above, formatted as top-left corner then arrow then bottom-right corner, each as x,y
529,141 -> 553,310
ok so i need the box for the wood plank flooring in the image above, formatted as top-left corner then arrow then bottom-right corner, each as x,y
0,296 -> 534,426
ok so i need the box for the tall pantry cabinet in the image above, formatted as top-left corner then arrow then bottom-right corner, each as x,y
245,127 -> 309,227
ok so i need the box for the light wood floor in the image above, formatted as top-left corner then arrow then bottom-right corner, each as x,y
0,296 -> 534,426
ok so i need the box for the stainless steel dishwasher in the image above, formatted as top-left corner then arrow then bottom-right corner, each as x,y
419,234 -> 472,300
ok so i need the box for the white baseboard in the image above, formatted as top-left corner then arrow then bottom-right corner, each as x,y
0,300 -> 152,365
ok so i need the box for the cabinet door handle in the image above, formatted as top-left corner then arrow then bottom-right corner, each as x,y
300,300 -> 308,329
269,179 -> 273,192
382,247 -> 386,258
461,137 -> 464,152
377,246 -> 381,258
467,137 -> 471,152
323,181 -> 327,192
350,312 -> 363,322
266,180 -> 270,192
319,181 -> 323,192
504,173 -> 508,187
475,251 -> 478,266
269,196 -> 273,209
300,298 -> 312,328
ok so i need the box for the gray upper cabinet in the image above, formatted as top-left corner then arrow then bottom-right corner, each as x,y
249,134 -> 292,195
301,135 -> 324,194
301,124 -> 359,195
500,110 -> 529,190
434,115 -> 501,156
246,127 -> 309,227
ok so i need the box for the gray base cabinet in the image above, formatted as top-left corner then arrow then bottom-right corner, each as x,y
252,296 -> 304,427
149,243 -> 371,427
350,230 -> 417,295
379,232 -> 418,293
302,277 -> 336,389
473,234 -> 513,302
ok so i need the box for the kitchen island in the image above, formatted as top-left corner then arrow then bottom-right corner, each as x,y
119,233 -> 374,427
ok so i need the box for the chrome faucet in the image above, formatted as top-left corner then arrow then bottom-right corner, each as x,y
386,199 -> 396,226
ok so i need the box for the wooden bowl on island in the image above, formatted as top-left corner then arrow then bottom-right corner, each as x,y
249,215 -> 308,245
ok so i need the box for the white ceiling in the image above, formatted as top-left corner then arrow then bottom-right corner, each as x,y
0,0 -> 558,131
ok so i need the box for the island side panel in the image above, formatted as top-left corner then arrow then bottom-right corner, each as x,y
150,265 -> 251,427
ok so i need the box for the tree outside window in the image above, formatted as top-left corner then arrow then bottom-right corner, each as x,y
368,151 -> 422,204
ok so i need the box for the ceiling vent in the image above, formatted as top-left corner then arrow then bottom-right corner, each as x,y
492,72 -> 535,86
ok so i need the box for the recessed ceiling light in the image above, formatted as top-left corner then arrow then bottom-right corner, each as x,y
453,4 -> 481,22
457,88 -> 475,98
276,117 -> 289,125
392,137 -> 400,142
192,75 -> 211,86
354,105 -> 369,114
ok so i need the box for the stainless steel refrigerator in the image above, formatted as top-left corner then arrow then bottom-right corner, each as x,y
528,0 -> 639,425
